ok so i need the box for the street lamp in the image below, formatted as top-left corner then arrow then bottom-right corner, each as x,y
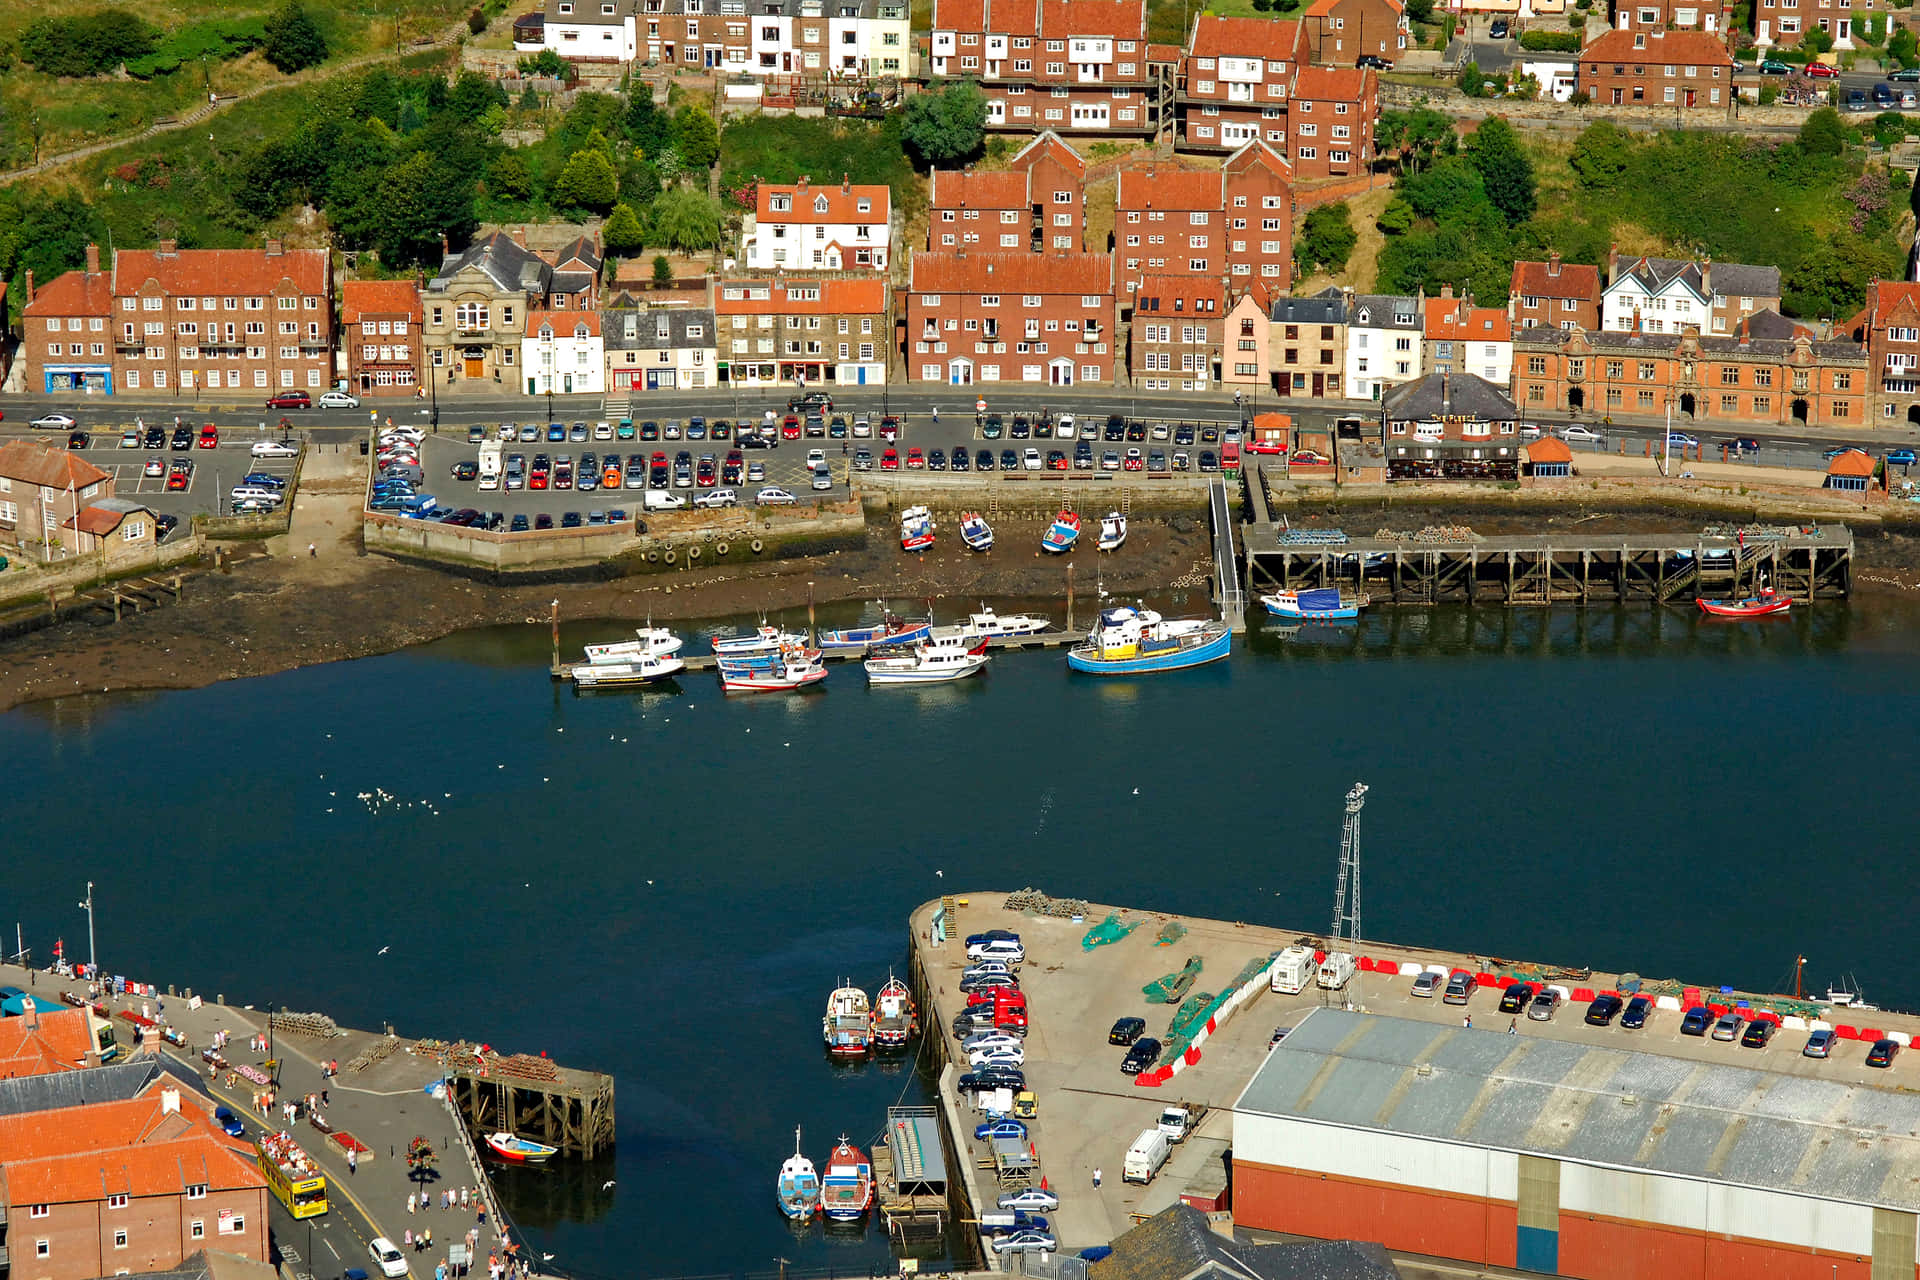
77,882 -> 97,984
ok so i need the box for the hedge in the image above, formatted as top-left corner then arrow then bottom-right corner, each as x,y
1519,28 -> 1583,51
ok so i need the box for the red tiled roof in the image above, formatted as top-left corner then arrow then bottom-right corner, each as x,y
1526,437 -> 1574,463
1224,139 -> 1294,182
933,0 -> 986,31
1579,26 -> 1729,62
1828,449 -> 1876,477
528,308 -> 602,336
115,248 -> 328,297
931,169 -> 1031,210
0,1006 -> 95,1076
1148,42 -> 1181,63
1864,281 -> 1920,327
1304,0 -> 1404,17
756,180 -> 891,226
1292,64 -> 1375,100
341,280 -> 423,323
1188,15 -> 1303,61
1011,132 -> 1088,181
25,268 -> 113,318
1039,0 -> 1145,40
713,277 -> 889,315
68,504 -> 147,537
0,1092 -> 264,1205
1424,298 -> 1512,341
0,440 -> 112,491
1511,258 -> 1600,302
1116,165 -> 1220,212
911,251 -> 1113,297
1134,273 -> 1226,311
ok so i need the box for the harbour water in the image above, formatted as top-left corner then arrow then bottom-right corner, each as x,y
6,594 -> 1920,1279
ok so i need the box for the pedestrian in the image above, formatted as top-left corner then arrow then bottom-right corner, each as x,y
437,1265 -> 447,1280
409,1195 -> 416,1216
405,1230 -> 414,1251
308,542 -> 317,557
1092,1167 -> 1102,1188
1508,1017 -> 1518,1034
1464,1014 -> 1472,1029
422,1189 -> 431,1212
425,1230 -> 433,1252
461,1187 -> 469,1210
321,1087 -> 329,1107
349,1150 -> 357,1176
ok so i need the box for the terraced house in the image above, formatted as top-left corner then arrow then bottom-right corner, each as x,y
713,275 -> 890,387
1841,280 -> 1920,426
340,279 -> 423,397
928,131 -> 1087,255
906,251 -> 1116,385
743,176 -> 892,271
927,0 -> 1172,137
1600,249 -> 1780,336
603,299 -> 719,391
540,0 -> 913,75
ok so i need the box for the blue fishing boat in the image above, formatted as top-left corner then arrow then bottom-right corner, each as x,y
776,1127 -> 821,1219
1259,587 -> 1368,621
1066,607 -> 1231,675
816,613 -> 931,652
960,512 -> 994,552
1041,510 -> 1081,554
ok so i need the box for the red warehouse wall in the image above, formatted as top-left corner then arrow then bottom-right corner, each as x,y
1233,1161 -> 1517,1269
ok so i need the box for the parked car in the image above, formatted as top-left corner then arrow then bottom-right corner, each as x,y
1713,1012 -> 1751,1041
1526,989 -> 1562,1022
369,1240 -> 409,1279
1758,58 -> 1792,74
1887,448 -> 1917,466
1443,972 -> 1475,1005
998,1188 -> 1059,1212
1741,1019 -> 1776,1048
1498,983 -> 1535,1013
1802,1027 -> 1837,1058
1585,994 -> 1623,1026
1868,1038 -> 1900,1067
1109,1017 -> 1146,1045
252,440 -> 299,458
1560,425 -> 1603,442
694,489 -> 738,509
989,1232 -> 1056,1256
1120,1038 -> 1162,1076
1804,62 -> 1840,78
1411,971 -> 1443,998
266,391 -> 311,409
755,486 -> 798,506
975,1119 -> 1029,1142
318,390 -> 361,408
1620,995 -> 1653,1029
1357,53 -> 1393,69
1489,17 -> 1509,36
1680,1005 -> 1713,1036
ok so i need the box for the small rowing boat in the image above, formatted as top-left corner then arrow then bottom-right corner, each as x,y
485,1132 -> 558,1164
900,505 -> 936,553
1698,587 -> 1792,618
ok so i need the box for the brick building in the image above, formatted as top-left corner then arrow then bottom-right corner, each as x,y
1511,322 -> 1868,428
927,0 -> 1171,137
1221,142 -> 1297,291
0,1005 -> 103,1074
1840,280 -> 1920,426
1224,289 -> 1272,389
1424,289 -> 1513,386
1270,287 -> 1349,398
20,247 -> 114,394
340,280 -> 424,397
906,251 -> 1116,386
1601,248 -> 1781,336
713,274 -> 890,386
1174,16 -> 1307,152
540,0 -> 914,77
1382,370 -> 1524,480
1753,0 -> 1852,47
929,132 -> 1087,254
743,176 -> 892,271
1114,148 -> 1295,299
1612,0 -> 1727,33
1509,253 -> 1602,333
1130,274 -> 1226,391
0,441 -> 117,556
1577,28 -> 1733,111
1301,0 -> 1407,66
1285,65 -> 1375,181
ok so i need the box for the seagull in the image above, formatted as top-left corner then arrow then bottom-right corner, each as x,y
1132,787 -> 1140,795
541,1255 -> 556,1263
377,946 -> 390,956
935,870 -> 944,878
601,1180 -> 616,1190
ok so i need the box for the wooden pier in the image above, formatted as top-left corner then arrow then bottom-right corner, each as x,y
443,1053 -> 616,1159
1244,524 -> 1851,605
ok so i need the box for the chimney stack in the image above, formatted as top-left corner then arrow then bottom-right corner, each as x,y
1607,242 -> 1620,284
798,174 -> 810,192
24,996 -> 39,1030
1441,370 -> 1451,413
842,173 -> 851,194
1701,256 -> 1712,297
441,234 -> 450,257
24,269 -> 33,305
264,237 -> 283,257
1441,283 -> 1454,299
1548,250 -> 1561,279
158,239 -> 177,255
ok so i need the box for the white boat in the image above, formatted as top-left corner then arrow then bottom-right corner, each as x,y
776,1126 -> 821,1219
900,505 -> 935,553
584,626 -> 683,664
570,652 -> 686,687
718,644 -> 828,693
956,605 -> 1052,638
864,634 -> 991,684
960,512 -> 994,552
1069,607 -> 1230,676
1097,512 -> 1127,552
1085,605 -> 1212,648
485,1132 -> 558,1164
712,625 -> 808,655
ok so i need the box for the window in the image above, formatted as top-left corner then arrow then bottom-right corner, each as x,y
37,1242 -> 50,1259
220,1215 -> 246,1236
108,1194 -> 129,1210
30,1205 -> 50,1219
115,1231 -> 129,1249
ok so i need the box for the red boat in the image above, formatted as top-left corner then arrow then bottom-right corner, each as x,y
1698,587 -> 1792,618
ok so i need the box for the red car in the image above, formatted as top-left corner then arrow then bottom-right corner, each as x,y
266,391 -> 311,409
529,469 -> 549,490
880,447 -> 900,470
1123,449 -> 1144,472
879,416 -> 901,442
696,458 -> 718,487
781,415 -> 802,440
197,424 -> 219,449
165,464 -> 191,491
1803,61 -> 1839,77
1244,438 -> 1287,455
905,447 -> 925,469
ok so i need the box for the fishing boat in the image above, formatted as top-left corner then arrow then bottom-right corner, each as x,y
718,644 -> 828,693
822,984 -> 873,1055
569,651 -> 686,688
871,975 -> 919,1048
484,1132 -> 558,1164
816,613 -> 931,652
1097,511 -> 1127,552
711,625 -> 808,655
1698,586 -> 1792,618
1260,587 -> 1369,621
583,626 -> 683,663
864,634 -> 991,684
1068,606 -> 1231,676
819,1137 -> 874,1221
776,1127 -> 821,1219
1041,509 -> 1081,554
900,505 -> 936,553
960,511 -> 994,552
954,605 -> 1052,639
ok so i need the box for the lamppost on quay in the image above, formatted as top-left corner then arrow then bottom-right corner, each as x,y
77,881 -> 97,984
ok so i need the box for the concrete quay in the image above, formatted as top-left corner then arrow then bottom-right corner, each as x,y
908,892 -> 1920,1261
0,958 -> 551,1280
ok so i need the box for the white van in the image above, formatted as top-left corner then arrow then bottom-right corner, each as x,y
1269,946 -> 1316,995
1122,1128 -> 1170,1184
643,490 -> 686,511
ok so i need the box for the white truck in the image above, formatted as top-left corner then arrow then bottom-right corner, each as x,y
477,441 -> 503,491
1123,1128 -> 1171,1184
1270,945 -> 1316,995
1157,1101 -> 1207,1144
1317,950 -> 1356,990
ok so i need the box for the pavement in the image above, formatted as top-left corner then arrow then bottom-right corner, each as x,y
0,959 -> 519,1280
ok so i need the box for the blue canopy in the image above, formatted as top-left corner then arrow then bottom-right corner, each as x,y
1297,588 -> 1342,610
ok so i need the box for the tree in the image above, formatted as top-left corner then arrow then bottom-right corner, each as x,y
517,85 -> 540,110
356,151 -> 477,266
1378,108 -> 1453,173
1802,25 -> 1835,53
1568,119 -> 1631,188
900,81 -> 988,168
448,70 -> 507,123
1376,197 -> 1415,235
1799,106 -> 1845,157
673,106 -> 720,171
627,93 -> 672,155
1458,61 -> 1486,97
551,148 -> 619,212
1464,116 -> 1535,223
1891,25 -> 1919,68
1296,203 -> 1357,274
518,49 -> 568,78
603,202 -> 647,253
651,185 -> 724,250
263,0 -> 328,72
467,7 -> 488,34
652,254 -> 674,285
18,10 -> 158,77
486,153 -> 533,200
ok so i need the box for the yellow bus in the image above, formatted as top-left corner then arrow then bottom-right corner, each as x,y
255,1139 -> 329,1218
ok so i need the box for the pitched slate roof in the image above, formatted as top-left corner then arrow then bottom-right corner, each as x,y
0,441 -> 113,492
603,307 -> 717,351
1347,294 -> 1422,329
1270,287 -> 1349,325
0,1059 -> 162,1116
910,251 -> 1113,296
1608,254 -> 1780,304
1382,370 -> 1516,420
1092,1204 -> 1402,1280
341,280 -> 423,323
429,232 -> 552,296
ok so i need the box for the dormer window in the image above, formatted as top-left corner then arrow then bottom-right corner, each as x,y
575,324 -> 590,339
539,326 -> 554,339
557,2 -> 571,11
770,194 -> 791,212
857,198 -> 872,214
602,3 -> 615,12
814,195 -> 829,213
1357,307 -> 1370,323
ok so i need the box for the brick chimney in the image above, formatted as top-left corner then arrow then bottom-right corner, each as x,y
841,173 -> 851,194
1606,241 -> 1619,284
1441,370 -> 1451,413
86,242 -> 100,274
1547,250 -> 1562,279
158,238 -> 177,255
1700,256 -> 1712,297
441,234 -> 450,257
1441,283 -> 1454,300
265,237 -> 283,257
24,269 -> 33,305
797,174 -> 810,193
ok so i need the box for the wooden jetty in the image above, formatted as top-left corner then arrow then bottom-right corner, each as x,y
1244,524 -> 1851,605
874,1105 -> 952,1239
442,1051 -> 616,1159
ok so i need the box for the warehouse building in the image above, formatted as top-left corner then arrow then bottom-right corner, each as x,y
1232,1008 -> 1920,1280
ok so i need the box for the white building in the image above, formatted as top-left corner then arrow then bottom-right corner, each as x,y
522,310 -> 605,397
541,0 -> 639,61
545,0 -> 912,75
742,176 -> 892,272
1345,292 -> 1424,401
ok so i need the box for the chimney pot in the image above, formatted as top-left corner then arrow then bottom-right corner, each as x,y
798,174 -> 810,192
24,268 -> 34,305
1441,283 -> 1454,299
86,242 -> 101,274
265,238 -> 283,257
842,173 -> 851,194
1548,251 -> 1561,278
158,239 -> 177,255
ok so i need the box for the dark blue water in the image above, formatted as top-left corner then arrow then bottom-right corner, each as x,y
4,598 -> 1918,1278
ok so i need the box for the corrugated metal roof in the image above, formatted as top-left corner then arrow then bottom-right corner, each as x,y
1236,1008 -> 1920,1213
